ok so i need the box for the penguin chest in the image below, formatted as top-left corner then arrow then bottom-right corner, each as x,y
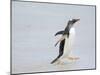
63,28 -> 75,57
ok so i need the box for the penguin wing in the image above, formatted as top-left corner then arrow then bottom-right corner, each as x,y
55,30 -> 64,36
55,35 -> 66,46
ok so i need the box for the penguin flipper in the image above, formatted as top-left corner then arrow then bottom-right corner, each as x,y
51,39 -> 65,64
55,35 -> 66,47
55,31 -> 64,36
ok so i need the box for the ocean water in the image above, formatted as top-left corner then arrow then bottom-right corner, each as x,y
12,1 -> 96,74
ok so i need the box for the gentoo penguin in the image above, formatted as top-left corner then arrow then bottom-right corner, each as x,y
51,19 -> 80,64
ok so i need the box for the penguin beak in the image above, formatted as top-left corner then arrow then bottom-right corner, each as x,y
74,19 -> 80,27
76,19 -> 80,22
55,35 -> 66,46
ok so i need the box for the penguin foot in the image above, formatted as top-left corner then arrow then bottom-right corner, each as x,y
67,56 -> 79,60
56,60 -> 61,65
54,60 -> 65,65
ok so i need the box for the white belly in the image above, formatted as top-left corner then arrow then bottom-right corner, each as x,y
61,28 -> 75,58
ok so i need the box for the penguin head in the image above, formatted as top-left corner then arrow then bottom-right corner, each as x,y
69,18 -> 80,25
66,18 -> 80,30
63,18 -> 80,35
55,18 -> 80,36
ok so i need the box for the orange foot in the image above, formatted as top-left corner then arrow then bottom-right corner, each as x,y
67,56 -> 79,60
